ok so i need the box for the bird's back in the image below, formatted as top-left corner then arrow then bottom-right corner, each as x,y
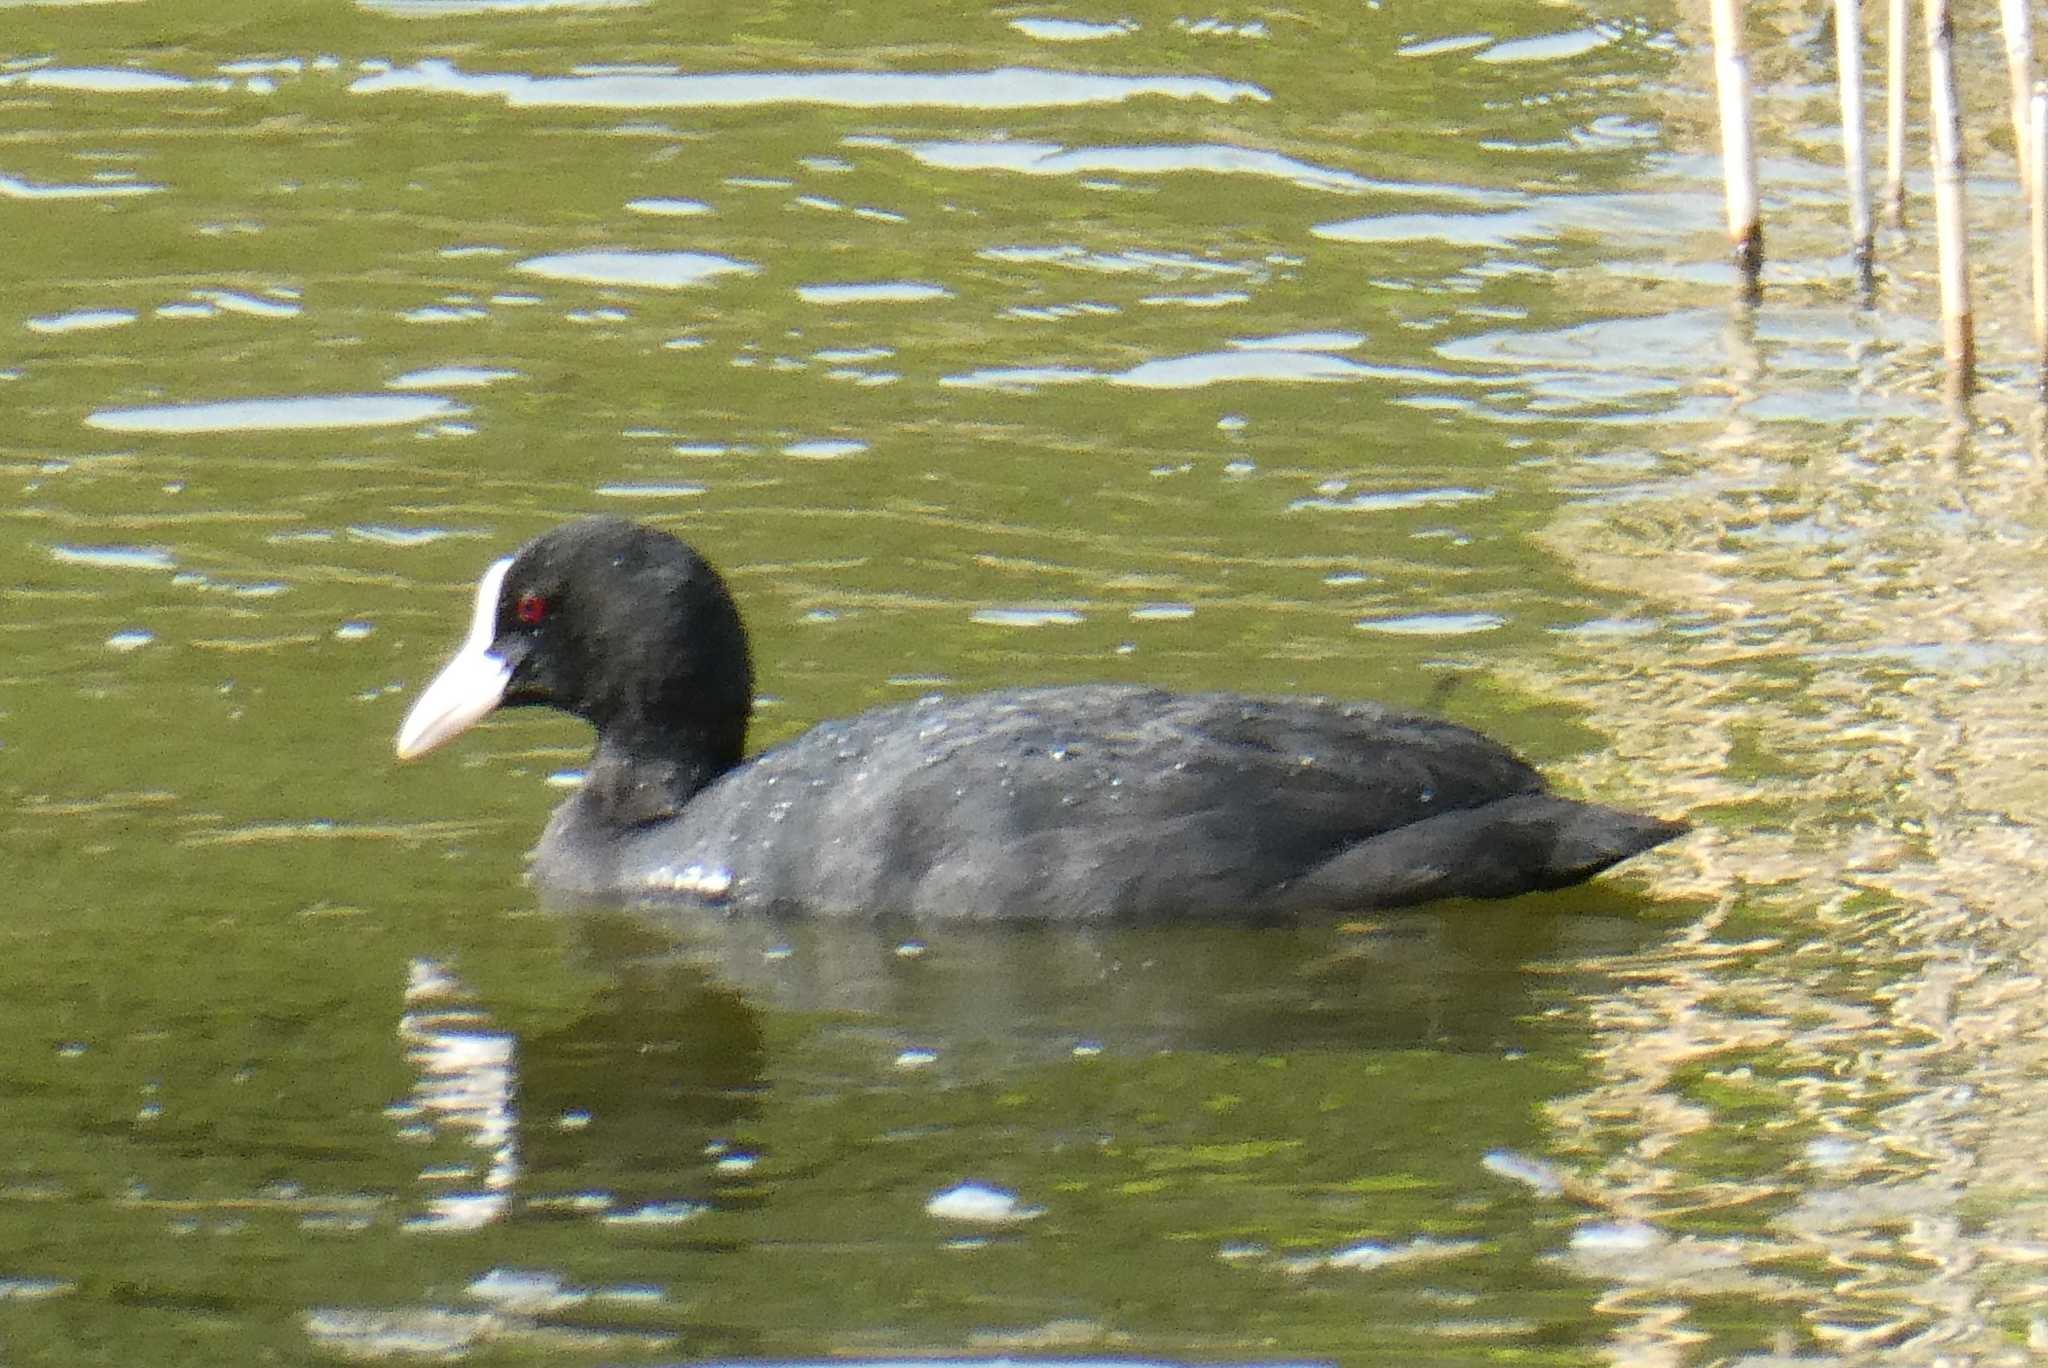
544,685 -> 1561,919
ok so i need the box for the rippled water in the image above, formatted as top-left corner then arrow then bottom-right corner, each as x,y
7,0 -> 2048,1363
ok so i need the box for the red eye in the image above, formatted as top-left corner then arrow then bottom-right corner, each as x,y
514,592 -> 548,625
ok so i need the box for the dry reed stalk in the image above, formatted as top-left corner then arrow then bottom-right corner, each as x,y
1710,0 -> 1764,296
1836,0 -> 1875,284
1924,0 -> 1975,390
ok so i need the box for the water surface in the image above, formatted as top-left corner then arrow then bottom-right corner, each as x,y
7,1 -> 2048,1364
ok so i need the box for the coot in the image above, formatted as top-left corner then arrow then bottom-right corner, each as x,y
395,517 -> 1684,919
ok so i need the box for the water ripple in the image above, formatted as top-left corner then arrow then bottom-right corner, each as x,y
623,196 -> 712,216
1290,487 -> 1492,513
939,366 -> 1099,393
0,172 -> 163,200
896,139 -> 1377,193
51,545 -> 176,572
387,366 -> 521,390
980,244 -> 1266,279
794,281 -> 949,305
1009,17 -> 1136,41
85,394 -> 465,433
1355,611 -> 1506,635
5,67 -> 196,93
1397,34 -> 1493,58
362,0 -> 642,11
1315,192 -> 1712,251
26,308 -> 136,334
1112,350 -> 1376,389
352,59 -> 1268,110
1477,26 -> 1620,64
514,250 -> 758,288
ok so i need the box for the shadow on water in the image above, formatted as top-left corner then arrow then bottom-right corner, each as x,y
553,888 -> 1683,1059
515,950 -> 768,1218
494,890 -> 1688,1217
331,888 -> 1694,1363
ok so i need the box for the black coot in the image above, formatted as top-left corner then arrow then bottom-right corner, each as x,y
396,517 -> 1685,919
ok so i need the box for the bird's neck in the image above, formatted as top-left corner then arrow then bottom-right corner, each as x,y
580,720 -> 742,830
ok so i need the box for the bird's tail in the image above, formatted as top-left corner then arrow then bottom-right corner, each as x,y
1280,793 -> 1687,912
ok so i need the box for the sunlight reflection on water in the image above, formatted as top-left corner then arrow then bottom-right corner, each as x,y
85,394 -> 465,433
514,250 -> 758,288
352,59 -> 1270,109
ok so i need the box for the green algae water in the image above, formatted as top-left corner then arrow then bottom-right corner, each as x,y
8,0 -> 2048,1362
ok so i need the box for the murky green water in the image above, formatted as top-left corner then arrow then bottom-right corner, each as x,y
8,0 -> 2048,1363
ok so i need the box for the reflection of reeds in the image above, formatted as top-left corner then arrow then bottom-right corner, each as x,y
1886,0 -> 1911,226
2033,93 -> 2048,386
1519,394 -> 2048,1356
1999,0 -> 2036,204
